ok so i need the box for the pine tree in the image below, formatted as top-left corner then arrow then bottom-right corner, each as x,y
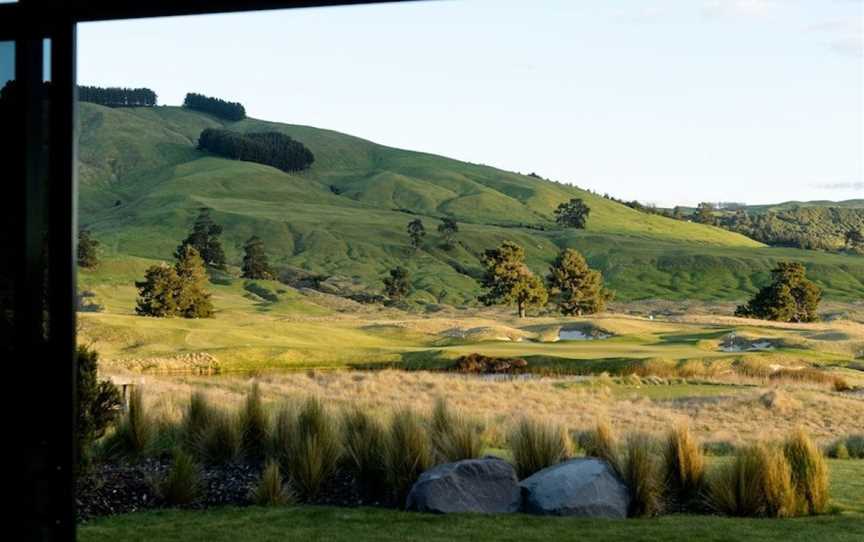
407,219 -> 426,251
242,236 -> 274,279
554,198 -> 591,229
546,248 -> 613,316
383,266 -> 412,301
478,241 -> 548,318
135,263 -> 181,317
176,207 -> 226,269
437,218 -> 459,249
78,229 -> 100,268
735,262 -> 821,322
174,246 -> 214,318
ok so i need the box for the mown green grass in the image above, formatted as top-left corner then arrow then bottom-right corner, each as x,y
77,103 -> 864,303
78,460 -> 864,542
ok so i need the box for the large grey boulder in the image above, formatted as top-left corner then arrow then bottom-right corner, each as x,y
519,458 -> 629,518
406,457 -> 521,514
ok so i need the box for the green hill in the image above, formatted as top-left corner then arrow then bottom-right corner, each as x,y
78,103 -> 864,302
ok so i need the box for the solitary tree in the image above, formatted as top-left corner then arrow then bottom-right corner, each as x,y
135,263 -> 181,317
174,245 -> 214,318
554,198 -> 591,229
383,266 -> 412,301
78,229 -> 100,268
242,236 -> 274,279
437,218 -> 459,249
407,219 -> 426,251
735,262 -> 821,322
478,241 -> 548,318
176,207 -> 226,269
546,248 -> 613,316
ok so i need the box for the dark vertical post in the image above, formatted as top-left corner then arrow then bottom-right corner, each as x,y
48,19 -> 78,542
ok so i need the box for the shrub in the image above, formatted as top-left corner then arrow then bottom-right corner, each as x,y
846,435 -> 864,458
157,448 -> 202,506
75,345 -> 121,468
240,383 -> 269,459
384,408 -> 433,504
783,429 -> 829,515
271,397 -> 342,501
342,408 -> 388,502
198,410 -> 243,464
664,425 -> 705,508
244,281 -> 279,303
509,417 -> 572,480
251,459 -> 295,506
708,443 -> 797,518
623,434 -> 665,518
830,442 -> 850,460
429,398 -> 482,463
832,376 -> 853,392
580,421 -> 620,474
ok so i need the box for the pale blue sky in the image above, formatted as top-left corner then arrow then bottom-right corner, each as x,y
32,1 -> 864,205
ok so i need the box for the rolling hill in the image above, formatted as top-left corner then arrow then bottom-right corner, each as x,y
78,103 -> 864,302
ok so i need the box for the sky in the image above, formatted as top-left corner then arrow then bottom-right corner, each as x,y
8,0 -> 864,206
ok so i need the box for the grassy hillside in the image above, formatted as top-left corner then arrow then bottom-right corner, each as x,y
78,103 -> 864,302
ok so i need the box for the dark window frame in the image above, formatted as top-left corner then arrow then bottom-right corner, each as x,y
3,2 -> 415,540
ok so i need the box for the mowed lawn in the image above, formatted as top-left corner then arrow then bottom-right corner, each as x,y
79,461 -> 864,542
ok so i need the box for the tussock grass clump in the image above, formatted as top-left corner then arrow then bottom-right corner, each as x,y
271,397 -> 342,501
384,408 -> 433,504
783,429 -> 829,515
509,417 -> 572,480
157,448 -> 202,506
430,398 -> 482,463
182,392 -> 216,450
580,421 -> 620,474
623,434 -> 665,518
342,408 -> 388,502
103,387 -> 154,458
664,425 -> 705,508
198,410 -> 243,465
708,443 -> 797,518
251,459 -> 295,506
240,382 -> 269,458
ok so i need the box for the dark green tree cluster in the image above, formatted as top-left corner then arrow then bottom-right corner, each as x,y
407,219 -> 426,251
76,345 -> 122,468
478,241 -> 548,318
78,229 -> 100,268
546,248 -> 612,316
383,266 -> 412,301
554,198 -> 591,229
735,262 -> 821,322
198,128 -> 315,173
437,218 -> 459,249
176,208 -> 226,269
242,236 -> 274,279
78,85 -> 157,107
136,246 -> 214,318
183,92 -> 246,121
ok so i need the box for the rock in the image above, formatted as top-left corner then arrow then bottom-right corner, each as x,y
519,458 -> 629,518
406,458 -> 521,514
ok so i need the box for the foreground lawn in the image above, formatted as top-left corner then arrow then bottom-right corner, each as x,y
77,506 -> 864,542
80,461 -> 864,542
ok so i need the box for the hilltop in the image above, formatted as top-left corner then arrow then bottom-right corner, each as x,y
78,103 -> 864,302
